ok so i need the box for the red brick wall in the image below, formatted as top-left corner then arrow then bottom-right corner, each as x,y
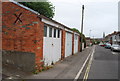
2,2 -> 44,70
0,2 -> 2,51
61,30 -> 66,60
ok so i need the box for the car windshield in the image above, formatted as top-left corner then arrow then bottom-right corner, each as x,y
106,43 -> 111,45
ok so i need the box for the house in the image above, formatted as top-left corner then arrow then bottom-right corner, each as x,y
112,32 -> 120,45
2,1 -> 82,71
85,37 -> 91,46
105,31 -> 120,45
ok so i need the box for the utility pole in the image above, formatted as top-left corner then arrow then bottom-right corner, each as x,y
80,5 -> 84,51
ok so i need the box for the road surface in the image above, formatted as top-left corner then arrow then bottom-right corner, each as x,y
79,45 -> 119,81
2,46 -> 119,81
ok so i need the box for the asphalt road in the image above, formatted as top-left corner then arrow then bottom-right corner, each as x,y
79,45 -> 119,81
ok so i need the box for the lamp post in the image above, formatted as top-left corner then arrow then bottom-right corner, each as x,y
80,5 -> 85,51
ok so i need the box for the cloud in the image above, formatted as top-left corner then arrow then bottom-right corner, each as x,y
84,2 -> 118,38
49,0 -> 118,38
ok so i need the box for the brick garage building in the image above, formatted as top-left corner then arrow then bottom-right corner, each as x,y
39,15 -> 81,66
2,1 -> 44,71
2,1 -> 82,71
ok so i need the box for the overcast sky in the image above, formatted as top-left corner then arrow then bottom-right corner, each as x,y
49,0 -> 119,38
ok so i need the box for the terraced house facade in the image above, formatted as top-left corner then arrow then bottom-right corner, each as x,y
105,31 -> 120,45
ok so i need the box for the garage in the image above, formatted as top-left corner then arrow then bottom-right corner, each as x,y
65,32 -> 73,57
74,34 -> 79,54
43,25 -> 62,66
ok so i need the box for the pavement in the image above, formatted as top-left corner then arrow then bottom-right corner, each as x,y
25,46 -> 93,79
2,46 -> 93,80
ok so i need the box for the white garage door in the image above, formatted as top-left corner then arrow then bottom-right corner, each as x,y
74,34 -> 79,54
65,32 -> 72,57
43,25 -> 61,66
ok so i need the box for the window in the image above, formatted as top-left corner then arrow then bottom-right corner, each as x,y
76,36 -> 77,40
58,29 -> 60,38
54,28 -> 56,38
49,27 -> 52,37
75,35 -> 77,40
115,36 -> 117,39
44,25 -> 47,37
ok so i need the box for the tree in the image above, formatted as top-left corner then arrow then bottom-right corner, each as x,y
71,28 -> 81,34
19,1 -> 55,18
71,28 -> 86,43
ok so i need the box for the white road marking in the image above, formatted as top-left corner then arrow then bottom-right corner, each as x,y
7,77 -> 13,79
16,75 -> 20,77
111,52 -> 118,55
86,47 -> 89,48
82,46 -> 95,81
73,46 -> 95,81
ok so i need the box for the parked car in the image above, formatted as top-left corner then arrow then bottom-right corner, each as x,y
111,44 -> 120,52
99,42 -> 105,47
105,43 -> 111,49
